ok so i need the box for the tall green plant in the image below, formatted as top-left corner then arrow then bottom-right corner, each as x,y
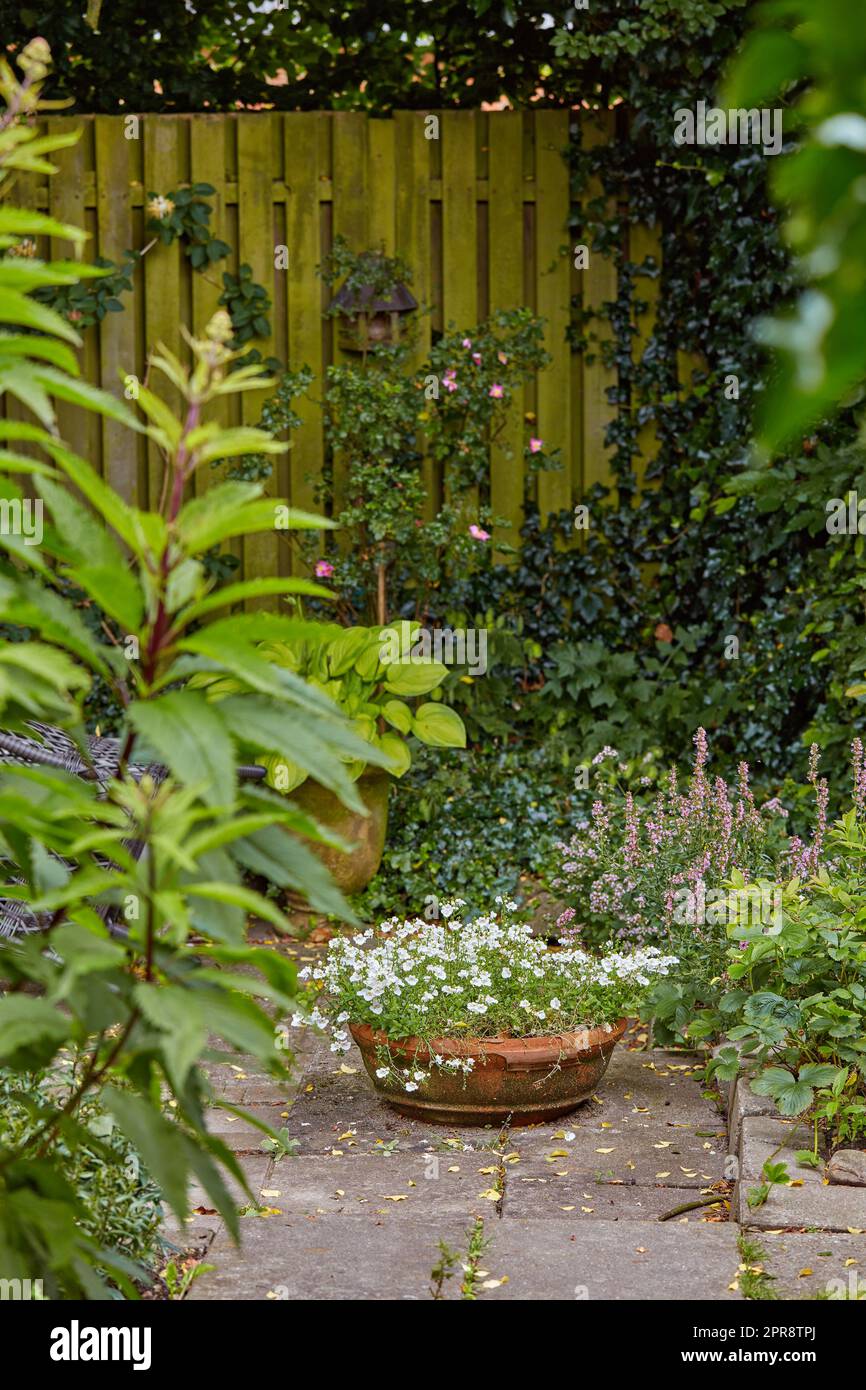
0,44 -> 383,1297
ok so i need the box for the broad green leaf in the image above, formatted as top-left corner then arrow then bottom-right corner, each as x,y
179,575 -> 332,624
377,730 -> 410,776
0,208 -> 87,244
383,661 -> 448,697
412,701 -> 467,748
128,691 -> 235,809
381,698 -> 413,734
102,1086 -> 190,1224
0,996 -> 69,1069
70,565 -> 144,631
0,287 -> 81,344
132,983 -> 206,1088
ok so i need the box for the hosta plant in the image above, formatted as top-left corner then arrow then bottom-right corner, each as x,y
195,620 -> 467,792
292,898 -> 676,1092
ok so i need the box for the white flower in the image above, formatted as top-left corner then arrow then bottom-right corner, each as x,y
550,997 -> 562,1010
405,1081 -> 419,1092
375,1067 -> 389,1078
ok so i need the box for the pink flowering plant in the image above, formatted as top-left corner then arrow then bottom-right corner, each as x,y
552,731 -> 793,1041
292,898 -> 676,1093
553,731 -> 864,1044
555,731 -> 787,948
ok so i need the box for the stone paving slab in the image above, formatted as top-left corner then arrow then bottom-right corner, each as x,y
237,1152 -> 502,1219
507,1120 -> 726,1182
746,1232 -> 866,1300
737,1117 -> 866,1232
205,1102 -> 295,1154
188,1214 -> 475,1301
482,1218 -> 741,1301
503,1175 -> 728,1222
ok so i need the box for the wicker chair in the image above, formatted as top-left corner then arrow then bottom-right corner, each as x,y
0,721 -> 265,939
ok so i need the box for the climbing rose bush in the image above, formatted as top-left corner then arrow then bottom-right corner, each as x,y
293,900 -> 676,1091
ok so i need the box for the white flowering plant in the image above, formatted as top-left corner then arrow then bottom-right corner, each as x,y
294,899 -> 677,1091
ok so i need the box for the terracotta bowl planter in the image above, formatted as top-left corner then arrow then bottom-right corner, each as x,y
287,768 -> 390,896
350,1017 -> 628,1126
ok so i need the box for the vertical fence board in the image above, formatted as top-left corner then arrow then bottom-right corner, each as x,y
535,110 -> 572,525
395,111 -> 434,520
580,111 -> 617,501
143,117 -> 184,510
488,111 -> 525,557
7,111 -> 649,578
94,116 -> 137,502
189,116 -> 229,501
441,111 -> 478,513
331,114 -> 369,521
367,118 -> 396,255
48,119 -> 91,462
285,112 -> 325,572
237,114 -> 278,592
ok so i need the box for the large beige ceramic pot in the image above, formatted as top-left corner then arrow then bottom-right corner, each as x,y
288,768 -> 390,895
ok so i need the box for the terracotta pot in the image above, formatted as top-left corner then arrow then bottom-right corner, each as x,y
287,768 -> 390,896
350,1017 -> 628,1126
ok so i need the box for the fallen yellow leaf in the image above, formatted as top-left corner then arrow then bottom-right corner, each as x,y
478,1188 -> 501,1201
384,1195 -> 408,1202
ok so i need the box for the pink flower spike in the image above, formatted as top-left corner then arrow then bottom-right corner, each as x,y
529,437 -> 543,453
468,524 -> 490,541
315,559 -> 335,579
462,338 -> 472,348
472,352 -> 482,365
489,383 -> 504,399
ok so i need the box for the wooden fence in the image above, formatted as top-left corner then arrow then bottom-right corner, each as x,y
9,110 -> 661,578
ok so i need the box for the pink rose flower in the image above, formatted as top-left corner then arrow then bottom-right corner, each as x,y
489,383 -> 504,399
529,437 -> 543,453
469,524 -> 490,541
315,559 -> 335,578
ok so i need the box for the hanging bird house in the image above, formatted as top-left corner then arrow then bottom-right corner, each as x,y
330,266 -> 417,353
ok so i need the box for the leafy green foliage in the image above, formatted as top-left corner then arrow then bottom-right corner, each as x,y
0,48 -> 383,1298
706,823 -> 866,1148
146,183 -> 231,271
195,620 -> 466,791
724,0 -> 866,451
357,743 -> 573,919
0,1068 -> 163,1275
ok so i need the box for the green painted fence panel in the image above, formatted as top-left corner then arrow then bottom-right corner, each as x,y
1,110 -> 657,584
